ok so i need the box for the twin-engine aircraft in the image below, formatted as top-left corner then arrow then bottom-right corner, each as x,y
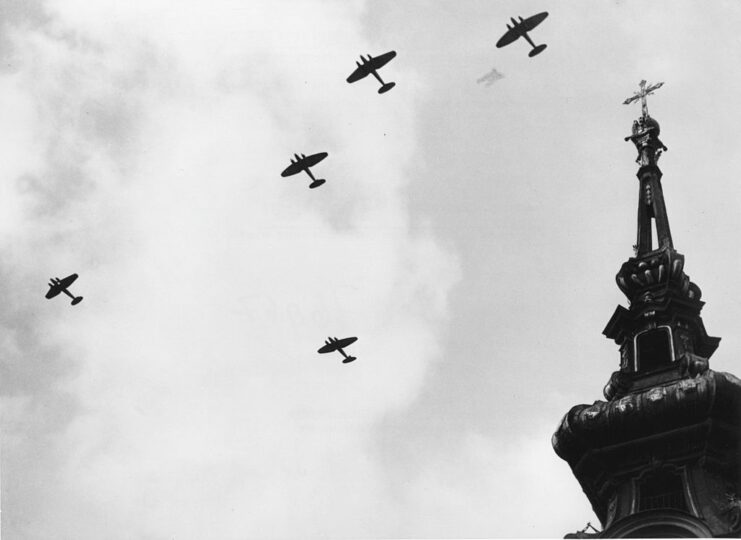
347,51 -> 397,94
281,152 -> 329,189
318,336 -> 358,364
45,274 -> 83,305
496,12 -> 548,57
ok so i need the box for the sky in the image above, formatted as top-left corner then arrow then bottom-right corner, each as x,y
2,0 -> 741,538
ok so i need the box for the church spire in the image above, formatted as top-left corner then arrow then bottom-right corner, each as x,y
553,81 -> 741,538
623,80 -> 671,255
603,80 -> 719,389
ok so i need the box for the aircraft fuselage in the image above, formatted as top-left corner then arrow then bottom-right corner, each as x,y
509,17 -> 537,48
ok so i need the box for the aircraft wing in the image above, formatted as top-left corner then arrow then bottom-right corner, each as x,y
369,51 -> 396,71
281,162 -> 304,177
317,336 -> 357,354
347,64 -> 370,84
302,152 -> 328,169
59,274 -> 78,288
521,11 -> 548,32
45,285 -> 61,299
318,342 -> 337,354
333,337 -> 357,349
496,27 -> 520,48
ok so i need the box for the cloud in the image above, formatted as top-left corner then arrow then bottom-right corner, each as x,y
389,425 -> 594,538
0,1 -> 459,538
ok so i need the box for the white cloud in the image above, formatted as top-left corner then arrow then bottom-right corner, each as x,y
1,1 -> 459,538
395,426 -> 594,538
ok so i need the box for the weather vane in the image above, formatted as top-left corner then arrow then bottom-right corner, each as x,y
623,80 -> 664,118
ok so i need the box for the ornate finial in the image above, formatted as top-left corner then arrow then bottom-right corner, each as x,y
623,80 -> 667,165
623,80 -> 664,118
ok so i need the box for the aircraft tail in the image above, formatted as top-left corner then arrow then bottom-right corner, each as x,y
71,296 -> 83,306
378,82 -> 396,94
528,44 -> 547,57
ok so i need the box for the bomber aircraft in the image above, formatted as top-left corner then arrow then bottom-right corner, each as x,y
317,336 -> 358,364
347,51 -> 397,94
45,274 -> 83,305
496,12 -> 549,57
281,152 -> 328,189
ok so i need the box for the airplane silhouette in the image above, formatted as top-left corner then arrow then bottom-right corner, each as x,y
317,336 -> 358,364
496,12 -> 549,57
347,51 -> 397,94
45,274 -> 83,305
281,152 -> 328,189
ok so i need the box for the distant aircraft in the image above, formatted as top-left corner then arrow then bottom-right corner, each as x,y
281,152 -> 328,189
347,51 -> 397,94
317,336 -> 358,364
477,67 -> 505,87
496,12 -> 549,57
45,274 -> 83,305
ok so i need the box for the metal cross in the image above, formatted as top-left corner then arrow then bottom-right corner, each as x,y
623,80 -> 664,117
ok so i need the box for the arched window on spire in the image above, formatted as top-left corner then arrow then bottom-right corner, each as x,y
635,326 -> 674,372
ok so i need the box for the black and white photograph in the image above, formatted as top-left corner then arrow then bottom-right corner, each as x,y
2,1 -> 741,538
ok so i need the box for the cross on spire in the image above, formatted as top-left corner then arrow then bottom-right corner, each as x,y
623,80 -> 664,117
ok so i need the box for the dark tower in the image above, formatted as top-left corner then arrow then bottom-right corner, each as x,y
552,81 -> 741,538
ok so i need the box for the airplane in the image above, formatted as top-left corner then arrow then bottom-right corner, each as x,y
317,336 -> 358,364
496,12 -> 549,57
346,51 -> 397,94
45,273 -> 83,305
281,152 -> 328,189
